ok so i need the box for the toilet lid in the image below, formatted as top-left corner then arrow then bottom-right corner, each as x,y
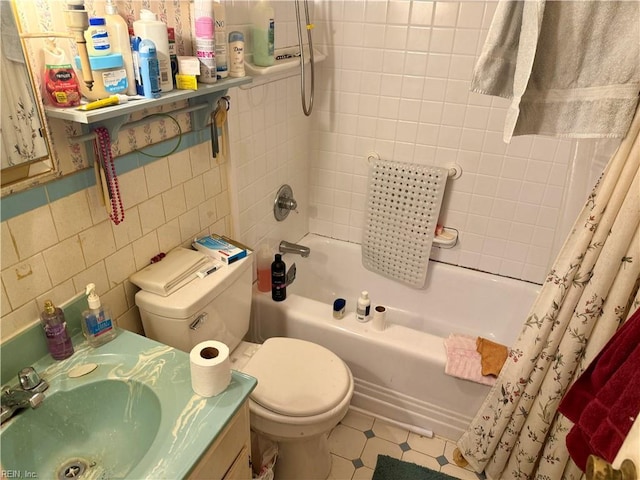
243,337 -> 351,417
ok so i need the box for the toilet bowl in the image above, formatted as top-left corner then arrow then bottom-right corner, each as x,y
132,254 -> 354,479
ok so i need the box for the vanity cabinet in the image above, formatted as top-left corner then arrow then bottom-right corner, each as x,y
188,400 -> 252,480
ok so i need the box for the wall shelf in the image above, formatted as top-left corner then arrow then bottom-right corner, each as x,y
242,46 -> 326,89
44,76 -> 252,143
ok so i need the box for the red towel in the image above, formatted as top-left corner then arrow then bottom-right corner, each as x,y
558,306 -> 640,471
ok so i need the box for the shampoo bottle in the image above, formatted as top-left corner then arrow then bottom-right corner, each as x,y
251,0 -> 275,67
104,0 -> 136,95
40,300 -> 74,360
271,254 -> 286,302
356,291 -> 371,322
82,283 -> 117,347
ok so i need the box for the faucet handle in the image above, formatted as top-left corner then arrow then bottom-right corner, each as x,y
28,392 -> 45,409
19,367 -> 48,393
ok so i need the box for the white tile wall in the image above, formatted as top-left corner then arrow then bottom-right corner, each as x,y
308,0 -> 579,284
1,146 -> 233,341
2,0 -> 610,342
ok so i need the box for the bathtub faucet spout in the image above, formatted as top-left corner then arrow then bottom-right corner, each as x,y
279,240 -> 310,258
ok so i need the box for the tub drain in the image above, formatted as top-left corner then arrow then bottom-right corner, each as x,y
57,459 -> 88,479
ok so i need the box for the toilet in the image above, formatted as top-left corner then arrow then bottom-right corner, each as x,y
134,255 -> 354,480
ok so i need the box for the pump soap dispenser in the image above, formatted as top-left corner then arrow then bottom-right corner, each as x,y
82,283 -> 117,347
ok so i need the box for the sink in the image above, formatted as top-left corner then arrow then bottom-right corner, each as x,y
0,329 -> 257,479
1,379 -> 161,479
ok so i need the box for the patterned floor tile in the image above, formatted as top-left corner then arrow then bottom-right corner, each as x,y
340,409 -> 375,431
360,436 -> 404,469
371,418 -> 410,443
401,449 -> 442,471
408,431 -> 448,457
328,424 -> 367,461
329,454 -> 356,480
352,466 -> 374,480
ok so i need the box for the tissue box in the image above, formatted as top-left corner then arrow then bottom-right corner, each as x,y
193,234 -> 248,265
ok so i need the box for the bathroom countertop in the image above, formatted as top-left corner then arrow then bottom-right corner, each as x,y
1,329 -> 257,479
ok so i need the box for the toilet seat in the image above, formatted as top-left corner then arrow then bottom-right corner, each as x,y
242,337 -> 351,417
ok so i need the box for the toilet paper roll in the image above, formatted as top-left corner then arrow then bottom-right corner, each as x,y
372,305 -> 386,331
190,340 -> 231,397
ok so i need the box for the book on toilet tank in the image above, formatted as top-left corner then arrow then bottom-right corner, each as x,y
193,234 -> 248,265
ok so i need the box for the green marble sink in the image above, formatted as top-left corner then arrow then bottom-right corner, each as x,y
0,330 -> 256,479
2,379 -> 161,478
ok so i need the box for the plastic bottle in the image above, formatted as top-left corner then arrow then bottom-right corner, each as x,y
193,0 -> 216,84
84,18 -> 112,56
251,0 -> 275,67
104,0 -> 136,96
138,39 -> 161,99
133,9 -> 173,92
356,291 -> 371,322
228,31 -> 245,78
271,254 -> 286,302
213,0 -> 228,79
257,244 -> 272,292
42,40 -> 81,108
40,300 -> 74,360
82,283 -> 117,347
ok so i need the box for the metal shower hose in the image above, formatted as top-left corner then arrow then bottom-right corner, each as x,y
295,0 -> 314,116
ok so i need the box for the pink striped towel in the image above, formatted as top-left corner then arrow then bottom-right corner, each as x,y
443,334 -> 496,386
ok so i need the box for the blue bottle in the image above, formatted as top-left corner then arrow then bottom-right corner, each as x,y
138,39 -> 161,99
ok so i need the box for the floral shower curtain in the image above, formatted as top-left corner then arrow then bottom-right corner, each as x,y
457,105 -> 640,479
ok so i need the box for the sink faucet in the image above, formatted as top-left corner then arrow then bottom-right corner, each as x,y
279,240 -> 310,258
1,367 -> 48,424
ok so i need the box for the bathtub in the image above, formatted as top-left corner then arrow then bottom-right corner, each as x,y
249,234 -> 540,440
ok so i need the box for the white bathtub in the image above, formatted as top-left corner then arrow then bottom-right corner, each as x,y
249,234 -> 540,440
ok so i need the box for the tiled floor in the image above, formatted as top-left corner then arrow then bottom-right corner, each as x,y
327,409 -> 486,480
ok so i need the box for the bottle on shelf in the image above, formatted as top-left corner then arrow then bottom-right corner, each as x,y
85,17 -> 112,56
133,9 -> 173,92
213,0 -> 228,79
251,0 -> 275,67
104,0 -> 136,96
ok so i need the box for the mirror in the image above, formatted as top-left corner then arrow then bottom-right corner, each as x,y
0,1 -> 54,191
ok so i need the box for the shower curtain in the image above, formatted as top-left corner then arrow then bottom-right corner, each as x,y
456,106 -> 640,479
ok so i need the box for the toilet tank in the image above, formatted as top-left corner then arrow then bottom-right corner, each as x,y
135,255 -> 253,353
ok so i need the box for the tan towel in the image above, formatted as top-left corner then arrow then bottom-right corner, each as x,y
476,337 -> 509,377
443,334 -> 496,386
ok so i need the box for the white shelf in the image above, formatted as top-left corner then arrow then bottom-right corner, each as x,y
44,76 -> 251,142
242,46 -> 326,88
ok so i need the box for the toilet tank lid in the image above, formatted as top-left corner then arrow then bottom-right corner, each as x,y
134,254 -> 252,319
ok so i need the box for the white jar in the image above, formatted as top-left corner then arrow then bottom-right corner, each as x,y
74,53 -> 128,101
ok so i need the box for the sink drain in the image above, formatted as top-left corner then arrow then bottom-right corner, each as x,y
57,459 -> 88,479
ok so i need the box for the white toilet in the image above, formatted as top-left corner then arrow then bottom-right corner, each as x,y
134,255 -> 354,480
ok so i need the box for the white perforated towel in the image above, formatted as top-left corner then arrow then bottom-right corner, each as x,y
362,160 -> 448,288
